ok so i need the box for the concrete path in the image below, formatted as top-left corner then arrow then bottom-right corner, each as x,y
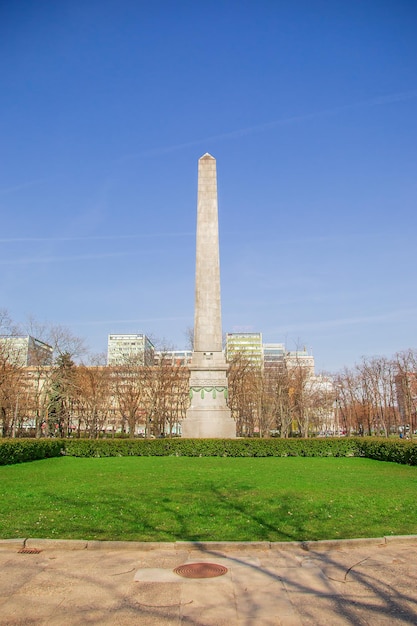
0,536 -> 417,625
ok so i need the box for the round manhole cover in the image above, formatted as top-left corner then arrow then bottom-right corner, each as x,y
173,562 -> 228,579
18,548 -> 42,554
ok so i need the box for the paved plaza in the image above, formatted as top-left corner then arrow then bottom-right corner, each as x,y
0,536 -> 417,625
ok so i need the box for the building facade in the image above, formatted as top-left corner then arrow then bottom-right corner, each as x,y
226,333 -> 263,366
0,335 -> 53,367
107,334 -> 154,366
263,342 -> 286,366
154,350 -> 193,366
226,335 -> 315,375
284,349 -> 315,376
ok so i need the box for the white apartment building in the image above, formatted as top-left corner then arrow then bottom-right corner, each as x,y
107,334 -> 154,366
284,349 -> 315,376
225,335 -> 315,374
0,335 -> 53,367
225,333 -> 263,366
263,342 -> 286,365
154,350 -> 193,366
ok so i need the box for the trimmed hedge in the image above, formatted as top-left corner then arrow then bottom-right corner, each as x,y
1,436 -> 417,466
354,437 -> 417,465
0,438 -> 64,466
63,436 -> 361,458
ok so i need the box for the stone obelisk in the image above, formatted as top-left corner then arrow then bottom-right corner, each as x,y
182,153 -> 236,438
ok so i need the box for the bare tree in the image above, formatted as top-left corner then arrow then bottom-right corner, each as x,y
394,349 -> 417,438
0,311 -> 24,436
143,346 -> 188,437
359,356 -> 399,437
0,358 -> 24,437
31,321 -> 87,363
335,356 -> 403,438
111,356 -> 147,437
227,354 -> 259,436
75,365 -> 112,438
288,363 -> 312,437
184,326 -> 194,351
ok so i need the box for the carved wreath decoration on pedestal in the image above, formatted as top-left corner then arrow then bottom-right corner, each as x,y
189,386 -> 228,399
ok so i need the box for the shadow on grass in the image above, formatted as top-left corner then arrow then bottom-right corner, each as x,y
49,485 -> 417,623
39,482 -> 310,542
5,481 -> 417,623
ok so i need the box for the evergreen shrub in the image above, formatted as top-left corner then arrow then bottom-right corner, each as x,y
2,436 -> 416,466
354,437 -> 417,465
0,438 -> 64,466
63,437 -> 360,458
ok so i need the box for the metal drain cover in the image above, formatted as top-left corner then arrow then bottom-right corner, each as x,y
18,548 -> 42,554
173,562 -> 228,579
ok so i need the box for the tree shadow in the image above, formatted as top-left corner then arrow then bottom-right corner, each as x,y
10,470 -> 417,624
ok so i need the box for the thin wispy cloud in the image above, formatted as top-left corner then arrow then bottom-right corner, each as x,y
0,231 -> 386,247
0,179 -> 47,195
0,233 -> 193,243
73,316 -> 190,326
273,308 -> 417,334
224,231 -> 389,246
0,252 -> 132,265
121,90 -> 417,160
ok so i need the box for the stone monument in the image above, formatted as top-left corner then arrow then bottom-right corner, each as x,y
182,153 -> 236,438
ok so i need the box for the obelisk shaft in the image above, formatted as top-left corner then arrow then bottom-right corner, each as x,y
194,154 -> 222,354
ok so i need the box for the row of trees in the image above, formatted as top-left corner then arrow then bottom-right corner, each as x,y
1,309 -> 416,438
228,356 -> 334,438
229,350 -> 417,438
0,309 -> 190,438
1,354 -> 190,440
334,350 -> 417,437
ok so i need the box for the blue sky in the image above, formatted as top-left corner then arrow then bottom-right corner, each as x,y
1,0 -> 416,372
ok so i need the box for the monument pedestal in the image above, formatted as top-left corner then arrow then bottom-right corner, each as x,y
182,351 -> 235,438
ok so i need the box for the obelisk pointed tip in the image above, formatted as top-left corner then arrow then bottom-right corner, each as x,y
200,152 -> 215,160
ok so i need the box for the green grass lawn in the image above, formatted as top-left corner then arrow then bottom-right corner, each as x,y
1,456 -> 417,542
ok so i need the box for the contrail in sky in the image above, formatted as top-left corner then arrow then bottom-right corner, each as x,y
123,90 -> 417,159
